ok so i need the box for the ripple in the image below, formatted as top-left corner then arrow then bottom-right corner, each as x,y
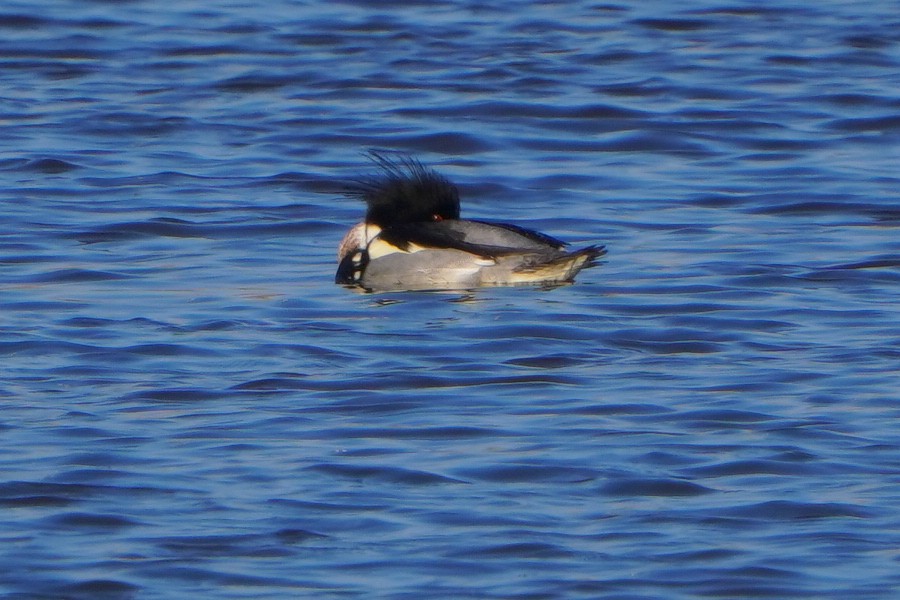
63,580 -> 142,598
157,532 -> 325,558
633,18 -> 713,32
721,501 -> 874,521
0,13 -> 48,28
683,459 -> 820,478
385,132 -> 495,154
23,157 -> 82,173
46,512 -> 139,530
23,268 -> 132,283
316,426 -> 501,441
71,217 -> 330,244
603,328 -> 730,354
457,464 -> 596,484
124,388 -> 230,402
119,344 -> 220,358
827,114 -> 900,133
599,478 -> 713,497
455,541 -> 575,560
306,463 -> 464,485
215,73 -> 299,93
503,353 -> 591,368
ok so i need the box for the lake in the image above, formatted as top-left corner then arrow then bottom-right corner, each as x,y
1,0 -> 899,598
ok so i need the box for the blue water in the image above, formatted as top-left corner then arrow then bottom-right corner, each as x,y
2,0 -> 899,598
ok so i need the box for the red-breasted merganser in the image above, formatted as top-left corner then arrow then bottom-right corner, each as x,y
336,152 -> 605,291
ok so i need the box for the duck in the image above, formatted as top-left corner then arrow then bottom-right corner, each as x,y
336,152 -> 606,291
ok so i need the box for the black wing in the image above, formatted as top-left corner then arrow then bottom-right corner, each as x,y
377,220 -> 563,259
467,219 -> 568,250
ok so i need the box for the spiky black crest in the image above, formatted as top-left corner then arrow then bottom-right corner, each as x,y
345,151 -> 460,227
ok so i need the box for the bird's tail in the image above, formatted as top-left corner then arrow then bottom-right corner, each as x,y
510,245 -> 607,283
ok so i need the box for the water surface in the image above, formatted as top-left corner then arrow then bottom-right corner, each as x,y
2,0 -> 899,598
